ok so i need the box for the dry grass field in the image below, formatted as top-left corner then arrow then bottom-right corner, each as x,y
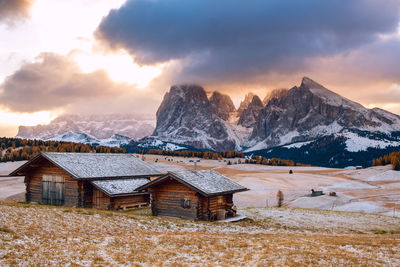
1,201 -> 399,266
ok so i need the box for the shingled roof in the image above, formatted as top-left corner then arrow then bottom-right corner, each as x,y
137,169 -> 248,197
91,178 -> 150,196
9,152 -> 162,179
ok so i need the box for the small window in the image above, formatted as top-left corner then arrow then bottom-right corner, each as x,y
181,198 -> 192,209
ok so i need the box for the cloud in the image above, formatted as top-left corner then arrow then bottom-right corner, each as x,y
0,0 -> 34,24
96,0 -> 400,85
0,53 -> 128,112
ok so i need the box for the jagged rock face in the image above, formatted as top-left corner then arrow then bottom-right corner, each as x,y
17,114 -> 154,140
209,91 -> 236,121
237,93 -> 255,117
153,85 -> 237,151
263,88 -> 288,105
251,77 -> 400,147
238,95 -> 264,128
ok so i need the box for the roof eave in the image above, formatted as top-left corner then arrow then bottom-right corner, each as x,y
109,191 -> 150,197
90,181 -> 150,197
205,188 -> 250,197
136,172 -> 248,197
70,173 -> 163,181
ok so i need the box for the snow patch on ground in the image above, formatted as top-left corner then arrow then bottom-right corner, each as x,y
365,170 -> 400,182
335,201 -> 383,214
322,181 -> 377,190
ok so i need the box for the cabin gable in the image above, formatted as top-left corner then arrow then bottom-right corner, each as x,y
23,157 -> 80,206
149,178 -> 200,220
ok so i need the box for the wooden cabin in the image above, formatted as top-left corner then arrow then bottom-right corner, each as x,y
137,170 -> 249,221
9,152 -> 162,209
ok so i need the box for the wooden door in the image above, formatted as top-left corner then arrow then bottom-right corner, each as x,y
42,175 -> 65,205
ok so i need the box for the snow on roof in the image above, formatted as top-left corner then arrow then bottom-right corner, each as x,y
168,169 -> 248,196
40,152 -> 162,179
92,178 -> 150,196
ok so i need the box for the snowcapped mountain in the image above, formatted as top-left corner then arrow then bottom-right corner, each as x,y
152,85 -> 243,151
43,132 -> 132,147
16,114 -> 155,147
147,77 -> 400,167
16,78 -> 400,167
247,77 -> 400,151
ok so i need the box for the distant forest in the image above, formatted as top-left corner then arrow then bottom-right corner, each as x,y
0,137 -> 126,162
143,149 -> 306,167
0,137 -> 305,167
373,150 -> 400,171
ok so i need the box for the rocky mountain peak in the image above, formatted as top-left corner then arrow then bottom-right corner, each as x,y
209,91 -> 236,121
263,88 -> 289,105
153,85 -> 238,151
238,92 -> 255,117
301,76 -> 325,89
238,95 -> 264,128
249,77 -> 400,150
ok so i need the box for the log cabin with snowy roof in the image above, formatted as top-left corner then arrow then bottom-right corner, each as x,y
136,170 -> 249,221
9,152 -> 163,210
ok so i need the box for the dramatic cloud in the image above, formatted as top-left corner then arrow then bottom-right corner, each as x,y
96,0 -> 400,85
0,53 -> 127,112
0,0 -> 34,24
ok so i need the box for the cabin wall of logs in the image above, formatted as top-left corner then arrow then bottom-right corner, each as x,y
24,159 -> 80,206
149,178 -> 234,220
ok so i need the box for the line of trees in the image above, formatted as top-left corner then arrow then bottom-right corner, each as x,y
0,137 -> 126,162
144,149 -> 244,159
144,148 -> 305,166
372,151 -> 400,171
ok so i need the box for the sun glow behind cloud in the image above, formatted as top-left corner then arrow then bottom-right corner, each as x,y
0,108 -> 58,127
73,52 -> 163,88
30,0 -> 163,88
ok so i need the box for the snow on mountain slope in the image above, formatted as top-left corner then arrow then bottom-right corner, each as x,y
250,77 -> 400,149
16,114 -> 155,141
44,132 -> 132,147
150,77 -> 400,157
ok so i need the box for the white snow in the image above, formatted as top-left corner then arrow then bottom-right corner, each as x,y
342,131 -> 399,152
284,140 -> 314,149
279,130 -> 299,146
335,201 -> 383,214
244,140 -> 269,152
365,170 -> 400,182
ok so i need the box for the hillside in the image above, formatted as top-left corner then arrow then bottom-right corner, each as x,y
0,201 -> 399,265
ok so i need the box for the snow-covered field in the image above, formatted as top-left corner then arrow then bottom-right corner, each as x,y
1,156 -> 399,218
0,202 -> 399,266
141,155 -> 400,218
1,157 -> 400,265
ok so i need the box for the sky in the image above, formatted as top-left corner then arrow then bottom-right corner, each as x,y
0,0 -> 400,137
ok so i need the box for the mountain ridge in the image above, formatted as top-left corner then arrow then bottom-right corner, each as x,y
15,77 -> 400,167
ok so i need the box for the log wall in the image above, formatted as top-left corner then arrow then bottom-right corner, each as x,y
92,188 -> 111,209
198,194 -> 233,220
25,159 -> 79,206
150,179 -> 200,220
